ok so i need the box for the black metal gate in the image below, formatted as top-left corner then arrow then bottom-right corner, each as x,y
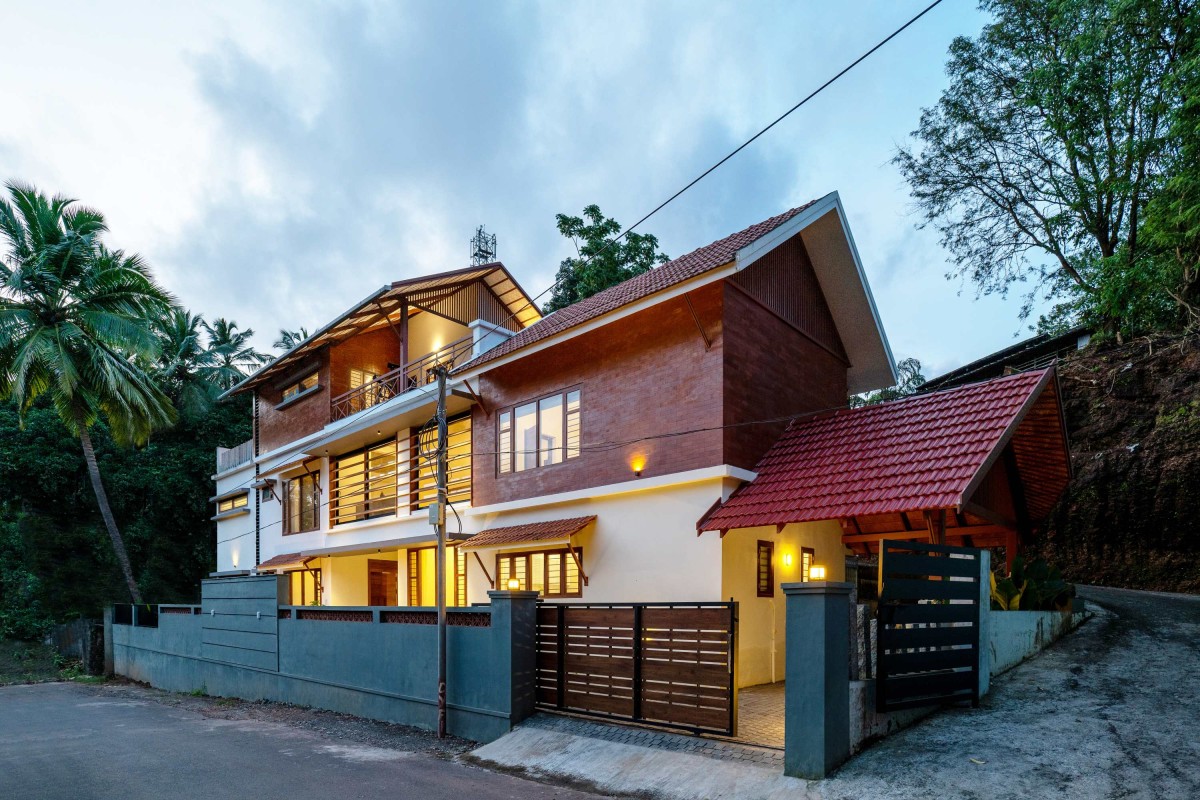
535,602 -> 737,736
876,540 -> 984,712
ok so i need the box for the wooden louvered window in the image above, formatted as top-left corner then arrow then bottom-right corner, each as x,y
330,439 -> 399,525
411,414 -> 471,510
757,541 -> 774,597
801,547 -> 815,582
407,546 -> 467,607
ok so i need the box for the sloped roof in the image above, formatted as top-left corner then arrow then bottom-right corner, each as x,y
699,369 -> 1065,531
256,552 -> 308,571
454,203 -> 820,373
223,262 -> 540,398
460,516 -> 596,549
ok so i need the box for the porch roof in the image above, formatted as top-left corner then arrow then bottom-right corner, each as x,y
698,368 -> 1070,532
459,516 -> 596,549
256,552 -> 309,571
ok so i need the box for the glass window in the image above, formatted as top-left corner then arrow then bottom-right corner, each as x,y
282,372 -> 319,403
285,472 -> 320,534
331,439 -> 398,525
411,414 -> 471,510
514,402 -> 537,472
801,547 -> 815,582
498,411 -> 512,474
538,395 -> 564,467
757,541 -> 774,597
217,493 -> 248,513
496,548 -> 583,598
407,546 -> 468,607
289,569 -> 322,606
499,389 -> 581,474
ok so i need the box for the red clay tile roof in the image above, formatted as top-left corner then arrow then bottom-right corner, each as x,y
460,516 -> 596,549
455,202 -> 820,372
699,370 -> 1057,531
256,552 -> 308,570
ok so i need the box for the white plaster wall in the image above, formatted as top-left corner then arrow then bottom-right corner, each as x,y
721,521 -> 848,688
463,478 -> 728,605
214,463 -> 255,572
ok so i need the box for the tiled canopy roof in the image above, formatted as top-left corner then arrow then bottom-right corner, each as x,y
460,516 -> 596,549
699,369 -> 1061,532
256,552 -> 309,570
455,202 -> 820,372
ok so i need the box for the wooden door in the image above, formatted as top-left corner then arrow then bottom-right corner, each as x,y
368,559 -> 398,606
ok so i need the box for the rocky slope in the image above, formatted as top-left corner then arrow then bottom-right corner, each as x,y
1031,333 -> 1200,593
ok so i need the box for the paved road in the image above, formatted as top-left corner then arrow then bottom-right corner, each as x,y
0,682 -> 600,800
822,585 -> 1200,800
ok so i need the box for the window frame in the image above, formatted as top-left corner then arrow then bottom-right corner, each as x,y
217,493 -> 249,514
756,540 -> 775,597
409,412 -> 472,512
330,438 -> 399,526
495,547 -> 583,598
497,387 -> 582,475
287,568 -> 322,606
278,370 -> 321,408
283,470 -> 321,535
406,545 -> 468,607
801,547 -> 815,582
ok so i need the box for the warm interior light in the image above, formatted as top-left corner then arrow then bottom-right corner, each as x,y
783,553 -> 793,568
506,578 -> 521,591
810,565 -> 827,581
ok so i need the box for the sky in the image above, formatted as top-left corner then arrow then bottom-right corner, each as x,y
0,0 -> 1052,381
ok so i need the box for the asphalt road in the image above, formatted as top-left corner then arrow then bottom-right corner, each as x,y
0,681 -> 600,800
822,585 -> 1200,800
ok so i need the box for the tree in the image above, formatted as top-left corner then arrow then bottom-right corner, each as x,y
153,308 -> 223,418
894,0 -> 1195,335
543,205 -> 668,313
848,358 -> 926,408
0,182 -> 175,603
203,317 -> 266,390
274,327 -> 309,352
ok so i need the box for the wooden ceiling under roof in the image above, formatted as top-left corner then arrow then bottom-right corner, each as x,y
224,263 -> 540,397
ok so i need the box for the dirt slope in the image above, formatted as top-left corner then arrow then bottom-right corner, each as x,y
1031,334 -> 1200,593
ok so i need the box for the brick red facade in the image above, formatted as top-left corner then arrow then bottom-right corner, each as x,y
471,282 -> 726,506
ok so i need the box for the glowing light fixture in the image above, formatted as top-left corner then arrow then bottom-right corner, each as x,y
506,578 -> 521,591
783,553 -> 793,568
810,565 -> 827,581
630,455 -> 647,477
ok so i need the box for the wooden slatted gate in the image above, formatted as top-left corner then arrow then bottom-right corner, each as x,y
876,540 -> 984,712
535,602 -> 737,736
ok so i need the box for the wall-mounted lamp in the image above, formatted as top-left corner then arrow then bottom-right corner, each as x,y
506,578 -> 521,591
630,455 -> 646,478
810,564 -> 827,581
783,553 -> 793,568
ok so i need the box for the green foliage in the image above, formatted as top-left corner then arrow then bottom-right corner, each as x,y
543,205 -> 668,313
895,0 -> 1198,336
202,317 -> 267,390
274,328 -> 309,352
848,358 -> 926,407
990,556 -> 1075,611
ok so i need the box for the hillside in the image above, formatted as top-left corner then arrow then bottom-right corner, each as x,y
1031,334 -> 1200,594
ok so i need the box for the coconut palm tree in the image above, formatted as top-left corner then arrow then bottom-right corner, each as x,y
153,307 -> 222,417
273,327 -> 309,353
204,317 -> 266,389
0,182 -> 175,603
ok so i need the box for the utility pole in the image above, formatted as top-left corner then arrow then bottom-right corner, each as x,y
433,364 -> 449,738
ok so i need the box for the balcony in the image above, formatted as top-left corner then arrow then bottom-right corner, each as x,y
216,439 -> 254,472
330,334 -> 475,421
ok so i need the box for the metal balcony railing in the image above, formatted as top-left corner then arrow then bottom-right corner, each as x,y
329,334 -> 474,421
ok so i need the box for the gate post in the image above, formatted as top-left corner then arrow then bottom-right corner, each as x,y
783,581 -> 853,780
977,549 -> 992,700
488,590 -> 541,728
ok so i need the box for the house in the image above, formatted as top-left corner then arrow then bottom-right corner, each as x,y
917,325 -> 1091,393
211,191 -> 899,688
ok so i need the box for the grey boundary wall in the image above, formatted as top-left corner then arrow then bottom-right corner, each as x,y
110,576 -> 538,743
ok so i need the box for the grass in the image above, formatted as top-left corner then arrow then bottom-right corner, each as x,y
0,638 -> 107,685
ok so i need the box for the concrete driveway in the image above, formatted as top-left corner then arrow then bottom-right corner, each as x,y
0,681 -> 600,800
821,585 -> 1200,799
